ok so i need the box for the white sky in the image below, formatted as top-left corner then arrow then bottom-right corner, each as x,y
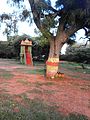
0,0 -> 56,41
0,0 -> 38,41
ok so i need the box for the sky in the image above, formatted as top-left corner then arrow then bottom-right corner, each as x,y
0,0 -> 56,41
0,0 -> 87,54
0,0 -> 38,41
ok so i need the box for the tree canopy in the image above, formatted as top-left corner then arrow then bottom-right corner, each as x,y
0,0 -> 89,41
8,0 -> 90,40
1,0 -> 90,56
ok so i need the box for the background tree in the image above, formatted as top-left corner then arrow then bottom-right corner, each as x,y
62,42 -> 90,64
32,35 -> 49,61
9,0 -> 90,77
0,13 -> 18,40
0,4 -> 31,40
0,40 -> 16,59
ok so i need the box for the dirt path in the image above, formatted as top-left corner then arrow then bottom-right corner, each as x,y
0,59 -> 90,118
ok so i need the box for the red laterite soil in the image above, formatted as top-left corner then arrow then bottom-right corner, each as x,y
0,59 -> 90,118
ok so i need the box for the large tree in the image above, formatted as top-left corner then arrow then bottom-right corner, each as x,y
11,0 -> 90,77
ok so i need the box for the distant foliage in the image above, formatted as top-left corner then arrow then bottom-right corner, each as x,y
13,34 -> 32,58
0,41 -> 16,58
0,34 -> 32,59
61,44 -> 90,63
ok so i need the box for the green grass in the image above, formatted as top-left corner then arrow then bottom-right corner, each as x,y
16,61 -> 90,75
61,62 -> 90,74
33,61 -> 45,66
25,69 -> 45,75
17,79 -> 32,85
16,67 -> 45,75
0,69 -> 14,79
27,88 -> 56,95
16,61 -> 45,75
17,79 -> 55,89
0,93 -> 89,120
34,81 -> 55,87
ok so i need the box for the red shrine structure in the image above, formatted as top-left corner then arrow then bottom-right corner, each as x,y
20,38 -> 33,65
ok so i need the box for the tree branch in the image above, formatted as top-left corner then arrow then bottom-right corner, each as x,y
65,24 -> 82,37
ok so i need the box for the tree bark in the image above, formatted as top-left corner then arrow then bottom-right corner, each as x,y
46,32 -> 67,78
28,0 -> 69,78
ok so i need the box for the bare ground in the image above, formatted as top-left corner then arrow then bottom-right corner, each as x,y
0,59 -> 90,119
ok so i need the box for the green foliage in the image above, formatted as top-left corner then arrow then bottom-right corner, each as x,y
0,41 -> 16,58
0,13 -> 18,39
62,44 -> 90,63
56,0 -> 87,10
13,34 -> 32,57
32,35 -> 49,60
55,0 -> 90,29
67,34 -> 76,45
5,0 -> 90,45
2,0 -> 90,61
0,34 -> 49,59
35,35 -> 49,47
0,34 -> 33,59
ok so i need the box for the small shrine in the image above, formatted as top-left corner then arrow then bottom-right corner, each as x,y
20,38 -> 33,65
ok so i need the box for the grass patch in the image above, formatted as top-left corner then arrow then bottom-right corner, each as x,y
79,85 -> 90,90
33,61 -> 45,66
0,93 -> 89,120
69,74 -> 81,79
28,88 -> 43,94
61,62 -> 90,74
17,79 -> 31,85
34,81 -> 55,87
16,68 -> 45,75
25,69 -> 45,75
0,69 -> 14,79
28,88 -> 56,95
43,89 -> 57,94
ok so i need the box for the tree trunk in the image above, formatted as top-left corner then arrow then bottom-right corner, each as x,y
46,32 -> 67,78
